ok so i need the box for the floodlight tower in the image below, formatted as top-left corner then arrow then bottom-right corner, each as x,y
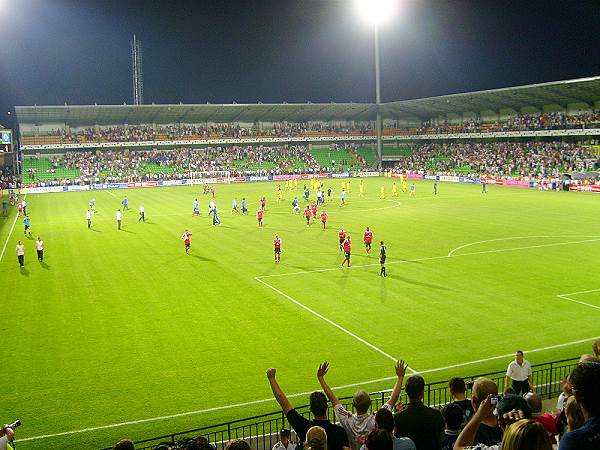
131,34 -> 144,105
355,0 -> 399,170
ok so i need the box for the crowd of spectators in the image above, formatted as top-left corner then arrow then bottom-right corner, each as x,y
111,342 -> 600,450
0,167 -> 17,189
26,109 -> 600,145
391,141 -> 599,180
23,144 -> 372,186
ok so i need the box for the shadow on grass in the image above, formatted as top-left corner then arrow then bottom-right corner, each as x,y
189,253 -> 215,262
121,228 -> 136,234
90,228 -> 102,232
20,266 -> 30,276
40,261 -> 50,270
385,274 -> 452,291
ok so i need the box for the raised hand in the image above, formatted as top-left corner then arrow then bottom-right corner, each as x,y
266,368 -> 277,379
317,361 -> 330,378
395,360 -> 408,378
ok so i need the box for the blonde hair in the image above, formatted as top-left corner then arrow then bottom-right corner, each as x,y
305,426 -> 327,450
501,419 -> 552,450
352,390 -> 372,414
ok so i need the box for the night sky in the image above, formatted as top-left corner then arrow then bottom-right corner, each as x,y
0,0 -> 599,128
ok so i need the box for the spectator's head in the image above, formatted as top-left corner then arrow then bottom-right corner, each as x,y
515,350 -> 524,365
448,377 -> 467,400
405,375 -> 425,402
565,396 -> 585,432
352,390 -> 372,415
114,439 -> 135,450
500,419 -> 552,450
579,354 -> 599,363
225,440 -> 250,450
309,391 -> 329,418
471,378 -> 498,413
280,428 -> 292,446
570,361 -> 600,418
593,339 -> 600,358
524,393 -> 543,414
374,407 -> 394,433
442,403 -> 463,432
365,428 -> 392,450
304,426 -> 327,450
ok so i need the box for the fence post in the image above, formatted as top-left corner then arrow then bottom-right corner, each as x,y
228,423 -> 232,443
427,383 -> 431,406
548,361 -> 553,400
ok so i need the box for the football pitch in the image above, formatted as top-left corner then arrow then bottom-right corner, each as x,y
1,177 -> 599,449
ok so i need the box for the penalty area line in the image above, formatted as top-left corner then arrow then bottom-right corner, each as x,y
254,276 -> 416,373
17,335 -> 600,443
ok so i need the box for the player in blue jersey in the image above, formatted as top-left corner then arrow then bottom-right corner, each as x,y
122,196 -> 129,210
231,198 -> 239,214
210,207 -> 221,226
90,198 -> 96,213
23,215 -> 32,237
193,198 -> 200,216
291,197 -> 300,214
433,182 -> 438,195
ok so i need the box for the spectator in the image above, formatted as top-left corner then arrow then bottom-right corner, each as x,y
272,428 -> 295,450
392,375 -> 445,449
558,361 -> 600,449
113,439 -> 135,450
306,426 -> 327,450
317,360 -> 408,450
505,351 -> 534,395
0,424 -> 15,450
362,408 -> 415,450
470,378 -> 502,447
266,368 -> 350,450
524,393 -> 558,438
563,396 -> 585,433
578,354 -> 599,363
500,419 -> 553,450
440,403 -> 462,450
226,440 -> 251,450
448,377 -> 474,426
593,339 -> 600,358
364,429 -> 393,450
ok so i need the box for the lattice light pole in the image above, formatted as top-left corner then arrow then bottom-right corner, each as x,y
131,34 -> 144,105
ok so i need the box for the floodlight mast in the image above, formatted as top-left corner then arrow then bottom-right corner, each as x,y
354,0 -> 398,170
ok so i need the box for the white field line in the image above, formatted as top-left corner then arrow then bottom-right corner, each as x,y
18,335 -> 599,443
258,237 -> 600,279
106,190 -> 117,197
254,276 -> 414,371
0,194 -> 26,262
557,288 -> 600,311
447,235 -> 600,257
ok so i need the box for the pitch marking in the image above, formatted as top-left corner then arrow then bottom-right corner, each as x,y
557,288 -> 600,311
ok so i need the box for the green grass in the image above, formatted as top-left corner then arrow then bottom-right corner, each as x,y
1,179 -> 599,449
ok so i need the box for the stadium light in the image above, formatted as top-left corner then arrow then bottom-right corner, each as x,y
354,0 -> 399,26
354,0 -> 399,170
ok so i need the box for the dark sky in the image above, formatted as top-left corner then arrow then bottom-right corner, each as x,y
0,0 -> 599,128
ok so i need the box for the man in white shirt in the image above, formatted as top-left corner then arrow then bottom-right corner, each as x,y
0,423 -> 15,450
505,350 -> 534,395
139,204 -> 145,222
35,237 -> 44,262
21,199 -> 27,215
16,241 -> 25,267
272,428 -> 295,450
317,360 -> 408,450
86,209 -> 92,228
116,209 -> 122,230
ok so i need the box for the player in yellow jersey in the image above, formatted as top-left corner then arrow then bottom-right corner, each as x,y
359,180 -> 364,196
293,178 -> 298,190
392,182 -> 398,197
277,186 -> 284,203
346,180 -> 351,193
380,185 -> 385,199
402,180 -> 407,193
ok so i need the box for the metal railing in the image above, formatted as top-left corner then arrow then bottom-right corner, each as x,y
101,356 -> 579,450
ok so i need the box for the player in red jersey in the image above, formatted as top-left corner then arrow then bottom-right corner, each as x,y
311,201 -> 318,219
341,235 -> 351,267
320,210 -> 328,229
260,197 -> 267,210
338,228 -> 346,251
363,227 -> 373,254
273,234 -> 282,263
210,186 -> 216,198
304,206 -> 312,227
181,230 -> 192,254
257,208 -> 264,227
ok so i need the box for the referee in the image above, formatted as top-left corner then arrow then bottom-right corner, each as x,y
505,350 -> 534,395
379,241 -> 386,277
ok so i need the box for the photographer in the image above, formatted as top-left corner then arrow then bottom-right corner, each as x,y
0,422 -> 16,450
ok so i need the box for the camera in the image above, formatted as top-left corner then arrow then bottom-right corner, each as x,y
490,396 -> 501,405
2,420 -> 21,432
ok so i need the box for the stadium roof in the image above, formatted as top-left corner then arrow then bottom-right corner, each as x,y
15,76 -> 600,125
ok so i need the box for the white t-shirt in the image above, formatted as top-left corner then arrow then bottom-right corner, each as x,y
86,210 -> 91,220
334,402 -> 392,450
0,435 -> 9,450
36,240 -> 43,251
116,210 -> 122,221
506,359 -> 532,381
139,205 -> 144,213
16,244 -> 25,256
